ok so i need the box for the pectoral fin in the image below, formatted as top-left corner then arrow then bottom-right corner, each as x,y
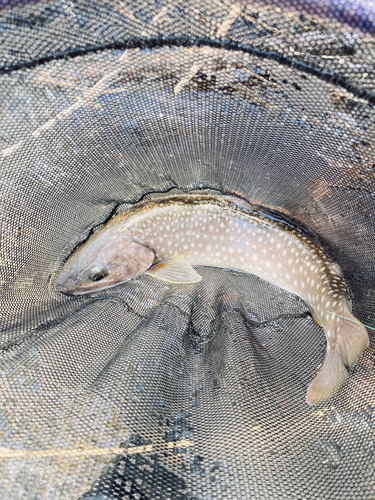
146,255 -> 202,283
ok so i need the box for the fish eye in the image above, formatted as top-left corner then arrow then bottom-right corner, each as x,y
89,268 -> 108,282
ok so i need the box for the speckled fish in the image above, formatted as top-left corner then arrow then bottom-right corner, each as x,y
56,194 -> 368,405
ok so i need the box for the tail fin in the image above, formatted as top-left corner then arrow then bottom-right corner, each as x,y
307,299 -> 368,405
307,345 -> 350,405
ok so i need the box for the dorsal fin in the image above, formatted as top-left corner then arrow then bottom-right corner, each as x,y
221,196 -> 256,211
329,261 -> 344,278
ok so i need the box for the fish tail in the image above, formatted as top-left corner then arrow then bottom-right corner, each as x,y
307,299 -> 368,405
306,344 -> 350,405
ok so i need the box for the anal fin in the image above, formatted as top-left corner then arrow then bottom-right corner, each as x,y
307,304 -> 323,327
146,255 -> 202,283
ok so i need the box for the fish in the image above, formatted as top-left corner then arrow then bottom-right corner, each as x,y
56,194 -> 369,405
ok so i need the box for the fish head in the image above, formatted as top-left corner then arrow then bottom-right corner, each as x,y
56,236 -> 155,295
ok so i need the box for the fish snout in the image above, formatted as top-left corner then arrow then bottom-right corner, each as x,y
55,283 -> 70,294
56,273 -> 82,294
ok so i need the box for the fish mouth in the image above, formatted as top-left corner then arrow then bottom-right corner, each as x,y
56,273 -> 82,294
55,280 -> 106,295
56,283 -> 71,294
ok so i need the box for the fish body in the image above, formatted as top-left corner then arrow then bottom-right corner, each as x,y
57,194 -> 369,404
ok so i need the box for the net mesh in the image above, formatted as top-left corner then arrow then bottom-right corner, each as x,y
1,0 -> 375,498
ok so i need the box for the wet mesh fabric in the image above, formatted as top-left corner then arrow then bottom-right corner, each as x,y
1,0 -> 375,498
